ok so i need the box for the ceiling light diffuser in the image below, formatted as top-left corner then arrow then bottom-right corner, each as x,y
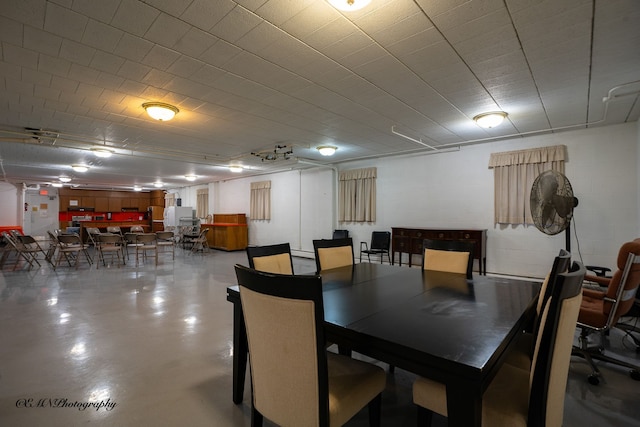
51,182 -> 63,187
327,0 -> 371,11
185,175 -> 197,181
473,112 -> 508,128
91,147 -> 113,158
59,177 -> 72,183
317,146 -> 338,156
71,164 -> 89,172
133,186 -> 142,191
153,182 -> 163,188
142,102 -> 179,121
229,166 -> 243,173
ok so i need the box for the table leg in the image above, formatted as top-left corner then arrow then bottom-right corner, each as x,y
232,300 -> 248,404
446,384 -> 481,427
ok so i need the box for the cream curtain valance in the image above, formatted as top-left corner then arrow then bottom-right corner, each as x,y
339,167 -> 377,180
488,145 -> 566,168
251,181 -> 271,190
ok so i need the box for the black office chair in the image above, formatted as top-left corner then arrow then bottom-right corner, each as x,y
246,243 -> 294,275
360,231 -> 391,264
332,229 -> 349,239
422,239 -> 475,279
234,264 -> 386,427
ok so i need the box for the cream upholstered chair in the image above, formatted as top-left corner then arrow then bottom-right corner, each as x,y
246,243 -> 294,275
422,239 -> 475,279
413,262 -> 586,427
234,264 -> 386,427
506,249 -> 571,370
572,239 -> 640,384
313,238 -> 354,274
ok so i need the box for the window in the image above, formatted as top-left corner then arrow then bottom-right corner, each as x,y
250,181 -> 271,220
338,167 -> 376,222
488,145 -> 566,225
196,189 -> 209,218
164,192 -> 176,208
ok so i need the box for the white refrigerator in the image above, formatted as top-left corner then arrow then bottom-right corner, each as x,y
163,206 -> 194,227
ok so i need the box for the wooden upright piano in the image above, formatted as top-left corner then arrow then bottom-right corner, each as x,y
391,227 -> 487,274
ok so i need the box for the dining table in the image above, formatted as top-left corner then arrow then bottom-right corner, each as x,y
226,263 -> 540,427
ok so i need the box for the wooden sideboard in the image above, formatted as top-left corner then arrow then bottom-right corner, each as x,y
391,227 -> 487,274
201,214 -> 248,251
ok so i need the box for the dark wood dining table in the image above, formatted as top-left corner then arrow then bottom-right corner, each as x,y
226,263 -> 540,427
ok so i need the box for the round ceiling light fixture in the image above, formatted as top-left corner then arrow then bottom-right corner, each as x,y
133,186 -> 142,192
153,182 -> 163,188
59,176 -> 72,183
317,145 -> 338,156
473,111 -> 508,128
327,0 -> 371,11
51,182 -> 63,188
91,147 -> 114,158
185,175 -> 197,181
142,102 -> 179,121
71,164 -> 89,172
229,166 -> 243,173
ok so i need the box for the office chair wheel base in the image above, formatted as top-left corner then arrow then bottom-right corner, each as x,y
630,370 -> 640,381
587,374 -> 600,385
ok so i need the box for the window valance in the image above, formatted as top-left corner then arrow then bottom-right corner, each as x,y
488,145 -> 566,168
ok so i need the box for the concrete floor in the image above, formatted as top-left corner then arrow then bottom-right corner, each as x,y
1,245 -> 639,426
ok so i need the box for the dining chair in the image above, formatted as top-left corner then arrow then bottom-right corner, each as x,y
312,238 -> 354,274
421,239 -> 475,279
413,261 -> 586,427
96,233 -> 126,268
359,231 -> 391,264
246,243 -> 294,274
155,231 -> 175,260
55,233 -> 93,269
506,249 -> 572,370
135,233 -> 158,266
234,264 -> 386,427
332,229 -> 349,239
572,239 -> 640,384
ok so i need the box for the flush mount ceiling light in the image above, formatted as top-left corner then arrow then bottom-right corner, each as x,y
91,147 -> 114,158
133,186 -> 142,192
229,166 -> 243,173
71,164 -> 89,172
328,0 -> 371,11
153,182 -> 163,188
473,111 -> 508,128
317,145 -> 338,156
51,182 -> 63,187
142,102 -> 179,121
185,175 -> 197,181
59,177 -> 72,183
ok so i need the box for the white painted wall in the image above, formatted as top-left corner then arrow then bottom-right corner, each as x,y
0,182 -> 20,227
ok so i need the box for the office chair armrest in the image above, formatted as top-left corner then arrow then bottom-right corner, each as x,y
585,265 -> 611,277
584,274 -> 611,287
582,288 -> 606,299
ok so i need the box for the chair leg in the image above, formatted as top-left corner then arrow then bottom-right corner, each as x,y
368,393 -> 382,427
416,405 -> 434,427
250,405 -> 263,427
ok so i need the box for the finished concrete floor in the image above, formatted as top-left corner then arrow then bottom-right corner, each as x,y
1,245 -> 639,426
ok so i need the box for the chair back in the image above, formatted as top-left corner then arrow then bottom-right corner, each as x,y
106,226 -> 122,235
533,249 -> 572,335
332,229 -> 349,239
528,261 -> 585,426
130,225 -> 144,233
313,238 -> 354,273
370,231 -> 391,250
598,239 -> 640,326
136,233 -> 157,245
234,265 -> 329,426
98,234 -> 121,245
422,239 -> 475,279
57,234 -> 82,245
156,231 -> 174,241
246,243 -> 294,275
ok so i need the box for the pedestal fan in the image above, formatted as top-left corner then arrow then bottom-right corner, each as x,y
530,170 -> 579,251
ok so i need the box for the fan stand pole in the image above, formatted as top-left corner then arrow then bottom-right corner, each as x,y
565,224 -> 571,253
